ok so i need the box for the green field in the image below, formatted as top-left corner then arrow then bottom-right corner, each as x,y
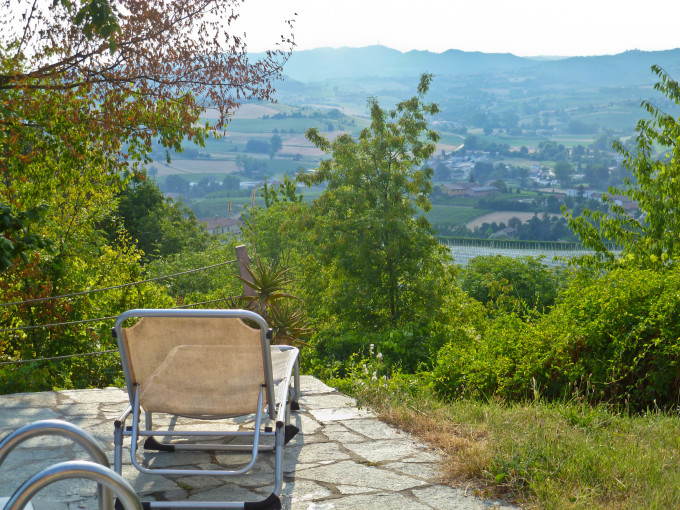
425,205 -> 491,226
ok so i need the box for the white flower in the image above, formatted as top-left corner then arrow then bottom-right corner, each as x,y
371,372 -> 377,381
376,352 -> 383,362
369,344 -> 374,355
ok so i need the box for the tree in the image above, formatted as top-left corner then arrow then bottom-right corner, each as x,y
108,178 -> 210,261
434,163 -> 450,182
0,0 -> 293,388
223,174 -> 240,191
269,134 -> 283,159
0,204 -> 55,271
1,0 -> 292,265
472,161 -> 494,184
584,163 -> 610,188
553,161 -> 573,185
300,74 -> 447,327
246,139 -> 272,154
2,0 -> 292,144
460,255 -> 563,314
567,65 -> 680,270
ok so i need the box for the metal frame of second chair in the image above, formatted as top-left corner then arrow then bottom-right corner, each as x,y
111,308 -> 300,510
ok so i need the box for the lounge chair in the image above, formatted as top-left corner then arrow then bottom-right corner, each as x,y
111,309 -> 300,510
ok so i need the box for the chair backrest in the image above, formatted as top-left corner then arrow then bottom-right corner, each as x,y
114,309 -> 276,418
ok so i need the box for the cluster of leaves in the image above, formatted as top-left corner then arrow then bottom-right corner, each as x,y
460,254 -> 569,315
228,256 -> 311,347
433,266 -> 680,411
566,65 -> 680,270
0,204 -> 56,271
104,177 -> 210,262
0,0 -> 293,391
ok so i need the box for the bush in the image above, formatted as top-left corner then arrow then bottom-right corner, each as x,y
434,267 -> 680,410
460,255 -> 569,314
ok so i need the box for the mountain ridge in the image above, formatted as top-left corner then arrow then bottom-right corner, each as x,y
269,45 -> 680,86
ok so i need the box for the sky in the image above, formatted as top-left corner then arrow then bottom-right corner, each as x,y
236,0 -> 680,57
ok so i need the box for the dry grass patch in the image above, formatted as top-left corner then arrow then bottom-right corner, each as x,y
378,404 -> 491,482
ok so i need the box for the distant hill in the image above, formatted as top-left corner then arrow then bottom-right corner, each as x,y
276,45 -> 531,82
269,45 -> 680,87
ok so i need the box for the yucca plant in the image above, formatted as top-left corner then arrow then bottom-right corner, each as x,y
229,256 -> 312,347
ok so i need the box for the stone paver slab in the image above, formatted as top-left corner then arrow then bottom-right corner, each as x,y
296,460 -> 426,492
412,485 -> 515,509
299,394 -> 357,409
307,407 -> 375,423
342,418 -> 405,440
342,438 -> 429,464
291,492 -> 432,510
298,376 -> 335,394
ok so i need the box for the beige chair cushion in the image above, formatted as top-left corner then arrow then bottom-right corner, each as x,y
122,316 -> 265,417
140,345 -> 262,416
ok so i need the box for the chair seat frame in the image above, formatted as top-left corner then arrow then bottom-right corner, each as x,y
112,309 -> 300,510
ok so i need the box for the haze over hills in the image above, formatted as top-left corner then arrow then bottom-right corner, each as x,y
274,45 -> 680,87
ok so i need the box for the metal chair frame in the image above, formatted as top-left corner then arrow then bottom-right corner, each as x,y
111,309 -> 300,510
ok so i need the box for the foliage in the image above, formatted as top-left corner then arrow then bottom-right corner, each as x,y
107,177 -> 210,261
2,0 -> 292,144
566,65 -> 680,270
433,266 -> 680,410
0,203 -> 56,270
460,254 -> 569,314
303,268 -> 487,377
234,255 -> 311,347
240,175 -> 310,268
0,0 -> 292,391
0,247 -> 173,393
145,237 -> 243,302
300,73 -> 446,328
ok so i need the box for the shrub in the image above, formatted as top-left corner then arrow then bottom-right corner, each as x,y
460,255 -> 569,314
434,267 -> 680,410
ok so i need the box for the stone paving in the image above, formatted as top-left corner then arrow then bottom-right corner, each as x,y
0,376 -> 516,509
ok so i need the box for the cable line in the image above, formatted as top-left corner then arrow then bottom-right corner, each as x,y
0,301 -> 230,332
0,258 -> 237,308
0,349 -> 119,367
0,316 -> 118,334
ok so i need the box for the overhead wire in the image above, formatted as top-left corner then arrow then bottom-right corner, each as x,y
0,257 -> 241,366
0,259 -> 237,308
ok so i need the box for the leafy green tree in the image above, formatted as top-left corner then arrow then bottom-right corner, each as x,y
300,74 -> 446,327
241,176 -> 309,268
223,174 -> 240,191
0,204 -> 55,271
553,161 -> 573,185
460,255 -> 566,314
566,66 -> 680,270
472,161 -> 494,184
0,0 -> 292,390
269,134 -> 283,159
584,163 -> 610,187
110,178 -> 210,260
434,163 -> 450,182
246,139 -> 271,154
